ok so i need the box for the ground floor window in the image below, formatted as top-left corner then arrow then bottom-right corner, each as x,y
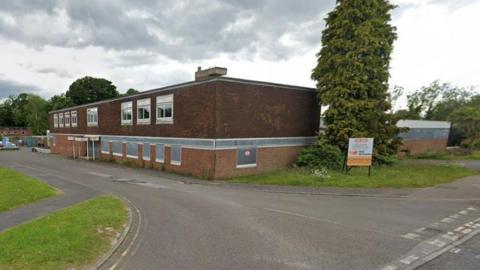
170,145 -> 182,166
127,143 -> 138,158
112,141 -> 122,156
101,140 -> 110,154
156,144 -> 165,163
236,147 -> 257,168
143,143 -> 150,161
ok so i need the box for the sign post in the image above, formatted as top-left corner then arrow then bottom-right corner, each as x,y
346,138 -> 374,176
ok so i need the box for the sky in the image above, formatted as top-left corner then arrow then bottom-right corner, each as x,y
0,0 -> 479,106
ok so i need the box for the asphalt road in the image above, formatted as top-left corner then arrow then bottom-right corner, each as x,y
1,150 -> 480,270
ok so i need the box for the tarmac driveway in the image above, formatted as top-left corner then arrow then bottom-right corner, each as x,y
1,150 -> 480,270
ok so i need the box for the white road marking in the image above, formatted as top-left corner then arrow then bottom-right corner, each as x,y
449,214 -> 460,219
442,232 -> 459,241
449,248 -> 461,254
459,210 -> 468,215
428,239 -> 446,248
88,171 -> 113,178
415,227 -> 426,233
402,233 -> 420,240
468,207 -> 477,211
381,265 -> 397,270
400,255 -> 419,265
441,217 -> 455,223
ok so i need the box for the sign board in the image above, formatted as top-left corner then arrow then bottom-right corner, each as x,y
347,138 -> 374,167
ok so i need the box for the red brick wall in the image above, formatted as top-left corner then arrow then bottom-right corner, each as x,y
51,134 -> 87,157
214,146 -> 304,179
215,81 -> 320,138
49,79 -> 320,139
400,139 -> 448,155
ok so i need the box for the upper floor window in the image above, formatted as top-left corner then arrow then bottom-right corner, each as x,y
53,114 -> 59,128
64,112 -> 71,127
121,101 -> 133,125
137,98 -> 151,125
59,113 -> 64,128
87,107 -> 98,127
71,111 -> 78,127
156,94 -> 173,124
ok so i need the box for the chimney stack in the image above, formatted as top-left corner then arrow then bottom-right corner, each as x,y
195,66 -> 227,81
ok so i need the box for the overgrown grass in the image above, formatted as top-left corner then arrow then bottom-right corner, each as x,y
0,167 -> 56,212
232,163 -> 477,188
414,151 -> 480,160
0,196 -> 129,270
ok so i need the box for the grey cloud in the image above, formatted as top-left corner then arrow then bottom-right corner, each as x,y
0,0 -> 335,61
35,68 -> 72,78
0,77 -> 41,98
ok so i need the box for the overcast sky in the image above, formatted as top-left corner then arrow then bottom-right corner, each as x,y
0,0 -> 479,103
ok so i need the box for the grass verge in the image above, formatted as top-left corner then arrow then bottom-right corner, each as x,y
232,162 -> 477,188
0,196 -> 129,270
414,151 -> 480,160
0,166 -> 56,212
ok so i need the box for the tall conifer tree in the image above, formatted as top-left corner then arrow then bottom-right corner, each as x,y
312,0 -> 402,159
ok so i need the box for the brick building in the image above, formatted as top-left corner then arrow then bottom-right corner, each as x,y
398,120 -> 451,155
49,68 -> 320,179
0,127 -> 32,137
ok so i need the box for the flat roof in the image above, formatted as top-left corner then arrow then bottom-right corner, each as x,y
49,76 -> 316,114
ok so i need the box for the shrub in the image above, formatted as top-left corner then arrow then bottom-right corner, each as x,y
296,141 -> 344,170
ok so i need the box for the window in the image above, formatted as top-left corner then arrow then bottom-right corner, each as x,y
156,144 -> 165,163
53,114 -> 59,128
71,111 -> 78,127
112,141 -> 122,157
137,98 -> 151,124
156,94 -> 173,124
87,107 -> 98,127
101,140 -> 110,154
127,143 -> 138,158
236,147 -> 257,168
59,113 -> 64,128
64,112 -> 71,127
170,145 -> 182,166
143,143 -> 150,161
121,101 -> 133,125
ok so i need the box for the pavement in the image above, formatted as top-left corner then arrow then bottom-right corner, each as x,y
1,149 -> 480,270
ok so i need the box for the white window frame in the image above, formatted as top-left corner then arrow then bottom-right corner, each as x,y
87,107 -> 98,127
156,94 -> 174,124
126,142 -> 139,159
59,113 -> 64,128
101,140 -> 110,155
142,143 -> 151,161
53,114 -> 59,128
121,101 -> 133,125
64,111 -> 71,127
137,98 -> 151,125
156,144 -> 165,163
71,111 -> 78,127
170,145 -> 182,166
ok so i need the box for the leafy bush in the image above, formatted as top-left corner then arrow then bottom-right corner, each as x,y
373,153 -> 398,166
296,141 -> 344,170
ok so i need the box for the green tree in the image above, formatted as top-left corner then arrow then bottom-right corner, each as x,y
0,100 -> 15,126
122,88 -> 139,96
11,93 -> 30,127
47,94 -> 74,111
24,95 -> 49,135
66,76 -> 119,105
312,0 -> 401,159
449,105 -> 480,149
